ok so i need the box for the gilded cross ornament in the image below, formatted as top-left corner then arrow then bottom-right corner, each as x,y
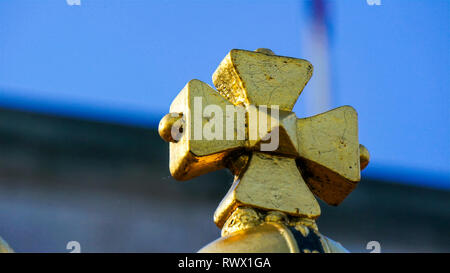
159,48 -> 370,253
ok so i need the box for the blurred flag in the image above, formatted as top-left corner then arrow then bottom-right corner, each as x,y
302,0 -> 332,116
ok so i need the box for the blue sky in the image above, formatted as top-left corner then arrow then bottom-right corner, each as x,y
0,0 -> 448,189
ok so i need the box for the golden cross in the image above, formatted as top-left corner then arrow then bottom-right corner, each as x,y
158,49 -> 369,229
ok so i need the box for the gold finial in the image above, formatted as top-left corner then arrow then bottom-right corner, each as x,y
359,144 -> 370,170
158,113 -> 183,143
255,48 -> 275,55
159,48 -> 369,229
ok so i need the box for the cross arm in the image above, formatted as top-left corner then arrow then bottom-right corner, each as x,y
296,106 -> 370,205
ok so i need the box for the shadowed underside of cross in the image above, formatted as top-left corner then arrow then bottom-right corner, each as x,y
159,48 -> 370,228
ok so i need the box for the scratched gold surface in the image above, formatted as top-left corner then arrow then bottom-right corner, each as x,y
214,152 -> 320,228
296,106 -> 361,205
212,49 -> 313,110
166,79 -> 244,180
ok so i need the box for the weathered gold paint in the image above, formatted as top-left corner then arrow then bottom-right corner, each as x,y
212,49 -> 313,110
214,152 -> 320,228
158,48 -> 369,252
166,79 -> 245,180
296,106 -> 362,205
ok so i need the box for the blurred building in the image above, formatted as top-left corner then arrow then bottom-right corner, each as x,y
0,107 -> 448,253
